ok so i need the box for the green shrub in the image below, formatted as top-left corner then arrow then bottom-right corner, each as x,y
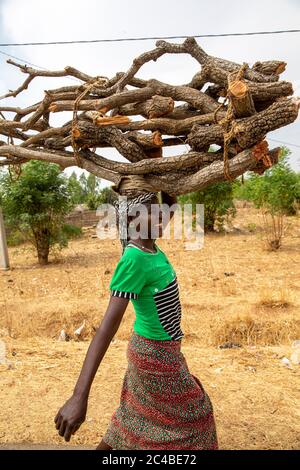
233,147 -> 300,216
179,181 -> 236,232
1,161 -> 75,264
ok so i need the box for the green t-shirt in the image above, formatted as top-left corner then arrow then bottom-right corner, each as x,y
109,242 -> 184,341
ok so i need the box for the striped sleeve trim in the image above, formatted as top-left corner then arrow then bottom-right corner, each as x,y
111,290 -> 138,299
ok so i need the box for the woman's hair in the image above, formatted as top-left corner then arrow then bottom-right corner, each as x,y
113,191 -> 158,253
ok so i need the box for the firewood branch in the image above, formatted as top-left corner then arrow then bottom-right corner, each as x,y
0,37 -> 298,195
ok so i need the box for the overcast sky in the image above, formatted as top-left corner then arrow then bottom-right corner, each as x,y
0,0 -> 299,187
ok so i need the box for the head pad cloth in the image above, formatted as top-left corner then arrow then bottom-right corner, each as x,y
112,175 -> 158,253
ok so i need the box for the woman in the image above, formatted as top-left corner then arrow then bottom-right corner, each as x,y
54,188 -> 218,450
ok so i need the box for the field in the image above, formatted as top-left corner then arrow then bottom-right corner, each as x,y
0,204 -> 300,450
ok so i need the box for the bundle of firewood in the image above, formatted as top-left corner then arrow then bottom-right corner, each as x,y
0,37 -> 299,195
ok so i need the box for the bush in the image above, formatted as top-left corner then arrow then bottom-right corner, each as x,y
178,181 -> 236,232
233,147 -> 300,216
6,228 -> 28,247
96,186 -> 118,206
1,161 -> 75,264
50,223 -> 82,248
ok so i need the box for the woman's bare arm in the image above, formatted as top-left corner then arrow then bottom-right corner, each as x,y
72,296 -> 129,399
54,295 -> 129,442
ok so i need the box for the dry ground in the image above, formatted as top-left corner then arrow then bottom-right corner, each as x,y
0,204 -> 300,450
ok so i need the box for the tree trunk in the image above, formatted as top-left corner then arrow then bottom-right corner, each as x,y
187,98 -> 299,150
33,228 -> 50,265
228,76 -> 256,118
233,98 -> 299,148
252,60 -> 286,76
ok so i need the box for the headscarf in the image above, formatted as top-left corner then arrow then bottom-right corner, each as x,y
112,191 -> 157,253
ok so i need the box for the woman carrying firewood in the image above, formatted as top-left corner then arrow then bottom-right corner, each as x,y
54,176 -> 218,450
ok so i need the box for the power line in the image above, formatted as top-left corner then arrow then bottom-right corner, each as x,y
268,138 -> 300,149
0,49 -> 81,83
0,29 -> 300,47
0,41 -> 299,151
0,49 -> 47,69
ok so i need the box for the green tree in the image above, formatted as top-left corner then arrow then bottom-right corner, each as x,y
0,168 -> 7,205
86,173 -> 101,193
67,171 -> 103,210
85,173 -> 102,210
1,160 -> 76,265
233,147 -> 299,250
179,181 -> 236,231
97,186 -> 118,205
67,171 -> 85,205
79,172 -> 88,197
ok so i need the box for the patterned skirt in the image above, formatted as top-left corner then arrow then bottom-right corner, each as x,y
102,332 -> 218,450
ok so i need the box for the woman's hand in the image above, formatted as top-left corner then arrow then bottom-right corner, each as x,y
54,394 -> 88,442
53,296 -> 129,443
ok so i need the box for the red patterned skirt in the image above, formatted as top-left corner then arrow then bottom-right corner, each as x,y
102,332 -> 218,450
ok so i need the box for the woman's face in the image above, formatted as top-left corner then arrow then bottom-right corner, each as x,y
128,195 -> 165,239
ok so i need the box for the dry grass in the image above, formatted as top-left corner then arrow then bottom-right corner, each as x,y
0,205 -> 300,449
0,337 -> 299,450
211,314 -> 300,346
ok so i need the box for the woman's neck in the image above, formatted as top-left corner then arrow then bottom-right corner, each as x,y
128,237 -> 155,250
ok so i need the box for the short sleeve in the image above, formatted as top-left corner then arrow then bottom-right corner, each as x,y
109,253 -> 147,299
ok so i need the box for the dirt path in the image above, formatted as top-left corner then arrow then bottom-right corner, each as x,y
0,444 -> 94,450
1,206 -> 300,450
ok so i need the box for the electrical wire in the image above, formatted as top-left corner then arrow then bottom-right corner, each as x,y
0,49 -> 82,83
0,49 -> 47,69
268,138 -> 300,149
0,31 -> 299,153
0,29 -> 300,47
